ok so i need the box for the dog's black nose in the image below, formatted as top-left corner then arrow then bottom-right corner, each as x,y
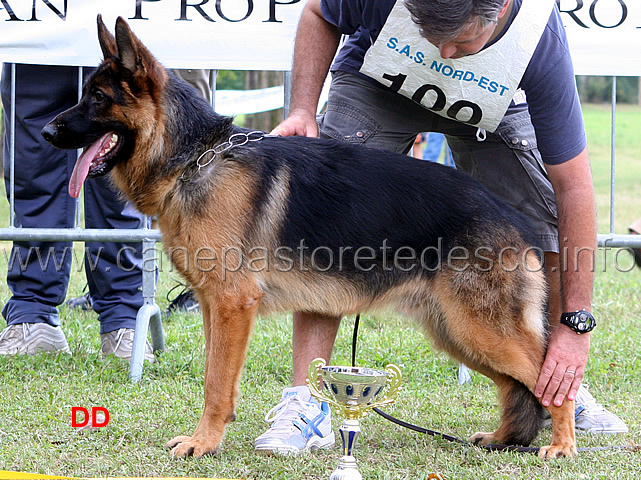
41,122 -> 58,143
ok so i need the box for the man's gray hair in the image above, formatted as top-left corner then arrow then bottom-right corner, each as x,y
404,0 -> 506,43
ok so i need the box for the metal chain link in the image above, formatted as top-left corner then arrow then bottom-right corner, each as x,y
180,131 -> 277,181
196,131 -> 272,170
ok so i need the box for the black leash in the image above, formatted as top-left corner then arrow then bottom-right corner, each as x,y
350,315 -> 638,455
350,314 -> 361,369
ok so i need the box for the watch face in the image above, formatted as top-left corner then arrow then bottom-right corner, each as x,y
562,310 -> 596,333
576,312 -> 594,331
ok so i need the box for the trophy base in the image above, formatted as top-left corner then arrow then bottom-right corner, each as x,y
330,455 -> 362,480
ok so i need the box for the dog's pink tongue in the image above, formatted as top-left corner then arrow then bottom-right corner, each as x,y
69,133 -> 111,198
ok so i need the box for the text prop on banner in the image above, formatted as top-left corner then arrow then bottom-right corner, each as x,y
0,0 -> 305,70
0,0 -> 640,75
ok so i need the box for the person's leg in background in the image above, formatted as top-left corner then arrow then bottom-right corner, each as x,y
422,132 -> 455,168
83,175 -> 154,361
0,64 -> 79,355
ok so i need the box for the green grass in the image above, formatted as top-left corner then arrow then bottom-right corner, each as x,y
1,104 -> 641,479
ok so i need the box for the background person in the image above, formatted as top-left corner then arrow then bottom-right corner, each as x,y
422,132 -> 454,167
0,63 -> 153,360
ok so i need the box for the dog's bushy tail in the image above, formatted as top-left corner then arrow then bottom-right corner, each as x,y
502,378 -> 545,446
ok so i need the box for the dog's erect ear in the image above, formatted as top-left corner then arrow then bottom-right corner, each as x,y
114,16 -> 149,74
114,17 -> 140,73
97,14 -> 117,58
112,16 -> 168,94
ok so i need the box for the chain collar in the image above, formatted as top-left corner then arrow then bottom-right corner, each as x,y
180,131 -> 278,181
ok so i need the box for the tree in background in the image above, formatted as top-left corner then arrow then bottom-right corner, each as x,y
576,76 -> 640,104
243,71 -> 284,132
217,70 -> 285,132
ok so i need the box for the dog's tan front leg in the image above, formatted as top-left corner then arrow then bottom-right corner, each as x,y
167,287 -> 261,458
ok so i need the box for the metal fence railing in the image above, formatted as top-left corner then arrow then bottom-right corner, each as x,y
1,67 -> 639,381
597,77 -> 641,251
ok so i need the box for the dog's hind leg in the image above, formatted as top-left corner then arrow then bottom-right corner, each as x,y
428,248 -> 578,458
468,370 -> 545,447
430,267 -> 577,458
463,347 -> 576,459
167,281 -> 263,458
443,318 -> 577,458
456,334 -> 577,458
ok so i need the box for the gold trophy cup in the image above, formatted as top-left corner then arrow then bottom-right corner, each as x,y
307,358 -> 402,480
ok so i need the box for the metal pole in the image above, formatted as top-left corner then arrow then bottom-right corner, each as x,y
9,63 -> 16,228
211,69 -> 217,111
609,76 -> 616,234
76,66 -> 83,228
284,70 -> 292,118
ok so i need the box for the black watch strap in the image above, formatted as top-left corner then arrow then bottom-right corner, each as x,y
560,310 -> 596,334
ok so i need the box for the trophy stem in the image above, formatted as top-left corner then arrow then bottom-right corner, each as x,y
329,419 -> 363,480
339,419 -> 361,456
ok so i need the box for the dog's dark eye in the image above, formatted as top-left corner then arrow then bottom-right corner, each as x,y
93,90 -> 107,103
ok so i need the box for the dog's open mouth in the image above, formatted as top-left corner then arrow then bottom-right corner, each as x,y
69,132 -> 122,198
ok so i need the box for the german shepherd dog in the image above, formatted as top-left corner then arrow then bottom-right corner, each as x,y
42,16 -> 577,459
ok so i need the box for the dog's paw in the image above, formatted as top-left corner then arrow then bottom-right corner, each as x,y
469,431 -> 497,446
166,435 -> 219,458
538,443 -> 578,459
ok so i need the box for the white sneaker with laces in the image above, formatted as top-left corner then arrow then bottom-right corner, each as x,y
254,385 -> 335,455
0,323 -> 71,355
542,384 -> 629,434
574,384 -> 628,434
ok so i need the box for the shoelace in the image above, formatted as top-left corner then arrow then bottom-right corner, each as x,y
0,324 -> 24,342
574,386 -> 607,414
0,323 -> 29,342
109,328 -> 129,353
575,402 -> 607,416
264,396 -> 307,433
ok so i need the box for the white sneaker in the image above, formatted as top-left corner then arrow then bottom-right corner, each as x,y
254,386 -> 335,455
0,323 -> 71,355
574,384 -> 628,434
100,328 -> 155,362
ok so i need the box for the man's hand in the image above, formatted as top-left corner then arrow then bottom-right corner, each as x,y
535,325 -> 590,407
270,0 -> 339,139
271,108 -> 318,138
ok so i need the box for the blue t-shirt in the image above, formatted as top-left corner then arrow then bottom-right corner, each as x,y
320,0 -> 586,165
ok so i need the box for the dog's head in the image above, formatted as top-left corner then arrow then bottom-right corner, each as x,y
41,15 -> 167,198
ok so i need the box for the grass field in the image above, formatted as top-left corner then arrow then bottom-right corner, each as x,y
0,104 -> 640,480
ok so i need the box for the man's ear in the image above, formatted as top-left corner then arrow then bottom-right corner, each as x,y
497,0 -> 511,19
97,14 -> 117,58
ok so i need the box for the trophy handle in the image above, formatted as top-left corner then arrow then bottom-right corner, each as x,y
364,363 -> 403,411
307,358 -> 344,411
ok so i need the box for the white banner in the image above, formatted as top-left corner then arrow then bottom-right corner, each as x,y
560,0 -> 641,76
0,0 -> 639,75
0,0 -> 306,70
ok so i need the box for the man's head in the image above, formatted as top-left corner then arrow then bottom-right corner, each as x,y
404,0 -> 510,59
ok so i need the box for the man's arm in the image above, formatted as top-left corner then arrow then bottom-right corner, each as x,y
534,146 -> 596,407
272,0 -> 341,138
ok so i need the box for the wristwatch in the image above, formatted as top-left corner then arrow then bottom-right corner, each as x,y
560,310 -> 596,334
